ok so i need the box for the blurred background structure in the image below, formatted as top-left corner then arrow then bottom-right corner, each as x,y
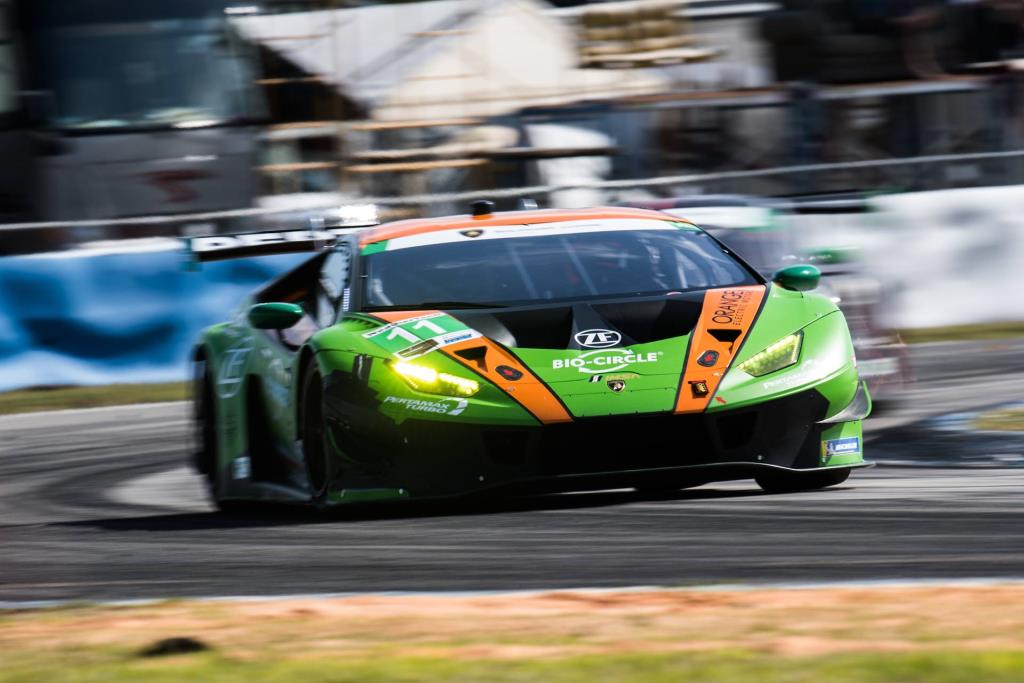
3,0 -> 1024,388
4,0 -> 1024,233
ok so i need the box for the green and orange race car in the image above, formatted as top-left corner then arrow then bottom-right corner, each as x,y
189,203 -> 871,511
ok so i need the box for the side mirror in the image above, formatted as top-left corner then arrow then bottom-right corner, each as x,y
772,264 -> 820,292
248,302 -> 304,329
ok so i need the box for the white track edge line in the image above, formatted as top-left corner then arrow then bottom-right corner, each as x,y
3,578 -> 1024,611
0,401 -> 187,421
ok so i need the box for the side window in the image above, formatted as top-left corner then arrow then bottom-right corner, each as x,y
0,11 -> 17,121
315,245 -> 351,327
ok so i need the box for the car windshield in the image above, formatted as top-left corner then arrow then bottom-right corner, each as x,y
0,7 -> 16,124
363,220 -> 759,310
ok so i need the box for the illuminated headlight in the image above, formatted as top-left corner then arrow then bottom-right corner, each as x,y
390,361 -> 480,397
736,332 -> 803,377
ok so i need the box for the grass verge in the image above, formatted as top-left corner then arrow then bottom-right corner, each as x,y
3,650 -> 1024,683
0,382 -> 187,415
2,586 -> 1024,683
898,321 -> 1024,344
972,407 -> 1024,432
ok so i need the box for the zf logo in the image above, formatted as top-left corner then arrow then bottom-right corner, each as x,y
574,329 -> 621,349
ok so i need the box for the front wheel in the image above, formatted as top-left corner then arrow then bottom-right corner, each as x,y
755,468 -> 851,494
301,367 -> 331,503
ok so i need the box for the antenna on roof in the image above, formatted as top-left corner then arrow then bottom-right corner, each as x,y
471,200 -> 495,217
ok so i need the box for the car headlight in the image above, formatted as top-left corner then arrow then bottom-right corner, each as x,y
735,332 -> 803,377
390,360 -> 480,397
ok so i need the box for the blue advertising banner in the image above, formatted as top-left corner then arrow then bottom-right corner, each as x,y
0,246 -> 306,391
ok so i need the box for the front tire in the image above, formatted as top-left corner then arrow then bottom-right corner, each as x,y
755,468 -> 851,494
301,367 -> 331,503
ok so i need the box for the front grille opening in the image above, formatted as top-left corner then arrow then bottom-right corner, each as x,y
537,415 -> 715,476
483,430 -> 530,466
715,411 -> 757,450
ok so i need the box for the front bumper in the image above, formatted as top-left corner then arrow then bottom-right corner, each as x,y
330,387 -> 865,498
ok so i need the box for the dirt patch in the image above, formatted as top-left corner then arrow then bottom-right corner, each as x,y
4,584 -> 1024,661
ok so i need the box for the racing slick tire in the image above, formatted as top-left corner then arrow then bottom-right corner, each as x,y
300,366 -> 331,504
194,360 -> 251,514
755,468 -> 851,494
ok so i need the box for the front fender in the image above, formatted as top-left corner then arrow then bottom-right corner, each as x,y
712,310 -> 858,416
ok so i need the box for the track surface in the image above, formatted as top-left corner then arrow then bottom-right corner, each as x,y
2,340 -> 1023,603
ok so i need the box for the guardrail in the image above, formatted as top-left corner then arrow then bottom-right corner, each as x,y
1,149 -> 1023,235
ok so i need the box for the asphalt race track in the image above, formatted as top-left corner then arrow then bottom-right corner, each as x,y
2,340 -> 1023,604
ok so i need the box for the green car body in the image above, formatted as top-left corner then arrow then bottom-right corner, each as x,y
191,207 -> 870,510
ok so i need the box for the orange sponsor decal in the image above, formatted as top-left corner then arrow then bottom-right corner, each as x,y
368,310 -> 572,424
440,337 -> 573,425
675,285 -> 766,414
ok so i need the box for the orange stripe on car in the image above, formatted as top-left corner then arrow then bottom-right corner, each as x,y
440,337 -> 573,425
675,285 -> 767,414
359,207 -> 674,246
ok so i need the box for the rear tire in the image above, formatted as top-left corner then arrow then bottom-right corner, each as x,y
301,367 -> 331,503
755,468 -> 851,494
194,360 -> 250,514
193,359 -> 216,479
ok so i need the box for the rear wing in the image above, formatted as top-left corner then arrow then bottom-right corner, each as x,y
184,205 -> 379,263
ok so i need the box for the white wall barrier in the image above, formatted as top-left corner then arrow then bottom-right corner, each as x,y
0,246 -> 305,392
792,185 -> 1024,329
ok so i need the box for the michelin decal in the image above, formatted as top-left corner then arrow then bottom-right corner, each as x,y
821,437 -> 861,464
